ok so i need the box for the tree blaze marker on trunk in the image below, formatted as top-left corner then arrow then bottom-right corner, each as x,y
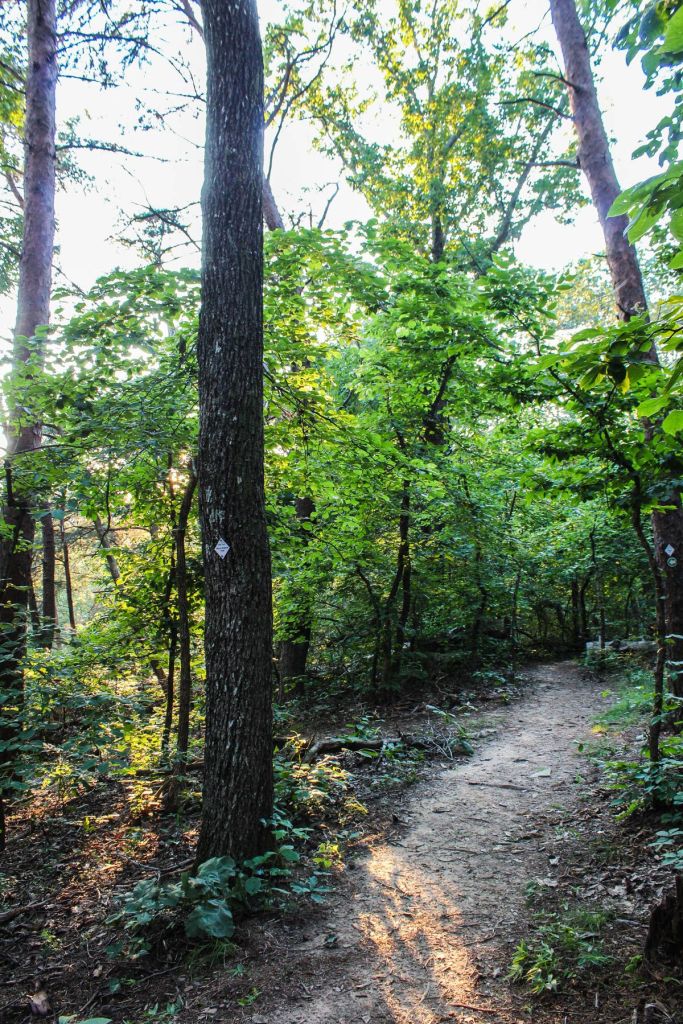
195,0 -> 274,863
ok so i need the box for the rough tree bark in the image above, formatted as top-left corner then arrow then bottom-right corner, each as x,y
179,0 -> 301,686
175,4 -> 287,234
652,500 -> 683,698
551,0 -> 683,697
0,0 -> 57,852
195,0 -> 273,863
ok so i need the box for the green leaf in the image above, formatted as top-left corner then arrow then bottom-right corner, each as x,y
243,876 -> 263,895
637,396 -> 668,417
626,202 -> 665,243
608,188 -> 637,217
661,6 -> 683,53
671,209 -> 683,242
278,844 -> 300,863
195,856 -> 236,888
59,1019 -> 113,1024
664,357 -> 683,394
662,410 -> 683,435
185,899 -> 235,940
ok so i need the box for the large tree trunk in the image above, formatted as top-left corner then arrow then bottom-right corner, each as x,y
0,0 -> 57,852
175,0 -> 288,235
551,0 -> 683,697
195,0 -> 273,863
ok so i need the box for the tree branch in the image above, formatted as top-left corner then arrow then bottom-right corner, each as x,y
499,97 -> 572,120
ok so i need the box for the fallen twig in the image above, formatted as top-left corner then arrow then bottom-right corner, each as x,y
449,1003 -> 498,1014
0,900 -> 48,926
465,781 -> 527,792
160,857 -> 194,876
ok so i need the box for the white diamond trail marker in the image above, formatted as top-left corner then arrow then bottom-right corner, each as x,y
215,538 -> 231,559
665,544 -> 675,557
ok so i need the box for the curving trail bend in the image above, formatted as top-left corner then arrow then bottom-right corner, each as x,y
227,663 -> 605,1024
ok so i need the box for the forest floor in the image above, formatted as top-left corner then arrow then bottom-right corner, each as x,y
1,660 -> 680,1024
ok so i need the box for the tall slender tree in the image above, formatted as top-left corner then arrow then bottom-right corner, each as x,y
175,466 -> 197,756
550,0 -> 683,696
549,0 -> 647,319
195,0 -> 273,862
41,511 -> 57,647
0,0 -> 57,850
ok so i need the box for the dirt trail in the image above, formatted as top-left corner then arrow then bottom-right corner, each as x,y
244,662 -> 606,1024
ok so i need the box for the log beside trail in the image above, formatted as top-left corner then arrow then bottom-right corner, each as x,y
303,732 -> 470,764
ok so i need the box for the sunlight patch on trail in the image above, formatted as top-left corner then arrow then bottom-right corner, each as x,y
357,848 -> 490,1022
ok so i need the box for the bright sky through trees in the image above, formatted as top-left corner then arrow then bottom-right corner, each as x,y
0,2 -> 668,355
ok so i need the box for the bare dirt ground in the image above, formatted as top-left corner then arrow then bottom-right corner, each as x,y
217,661 -> 624,1024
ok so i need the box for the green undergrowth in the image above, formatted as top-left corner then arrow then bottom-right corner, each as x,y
594,670 -> 654,729
109,813 -> 332,956
579,660 -> 683,816
106,691 -> 480,961
509,904 -> 613,994
582,657 -> 683,905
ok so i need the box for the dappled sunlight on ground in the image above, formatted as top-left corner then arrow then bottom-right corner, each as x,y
358,849 -> 486,1023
